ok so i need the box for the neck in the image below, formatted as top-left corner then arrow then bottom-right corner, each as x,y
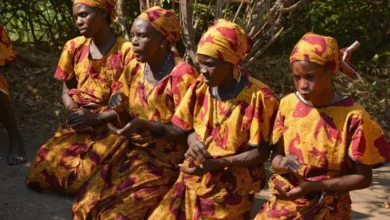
306,88 -> 336,106
147,49 -> 170,74
216,71 -> 238,99
92,25 -> 115,47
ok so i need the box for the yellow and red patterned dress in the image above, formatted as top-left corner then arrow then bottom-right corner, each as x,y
26,36 -> 133,195
254,93 -> 390,219
0,24 -> 16,98
149,73 -> 279,219
72,54 -> 198,219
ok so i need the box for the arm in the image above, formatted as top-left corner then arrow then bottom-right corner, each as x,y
138,119 -> 189,145
62,80 -> 79,111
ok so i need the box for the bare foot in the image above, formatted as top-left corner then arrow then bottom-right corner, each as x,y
7,138 -> 26,165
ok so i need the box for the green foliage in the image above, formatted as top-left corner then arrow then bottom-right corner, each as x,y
275,0 -> 390,62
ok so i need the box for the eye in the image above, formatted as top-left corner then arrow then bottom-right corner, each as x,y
306,74 -> 314,81
292,74 -> 300,80
79,12 -> 88,18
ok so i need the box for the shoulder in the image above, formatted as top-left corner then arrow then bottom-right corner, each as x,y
115,36 -> 133,51
171,61 -> 198,78
244,73 -> 278,102
62,36 -> 88,53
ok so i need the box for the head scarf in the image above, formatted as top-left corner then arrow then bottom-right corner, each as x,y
136,6 -> 180,45
197,19 -> 253,79
73,0 -> 117,24
290,32 -> 361,79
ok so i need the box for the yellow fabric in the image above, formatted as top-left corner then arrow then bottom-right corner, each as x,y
72,55 -> 198,219
254,93 -> 390,219
197,19 -> 252,79
149,176 -> 254,219
137,6 -> 181,45
0,24 -> 15,98
290,32 -> 360,79
26,36 -> 133,195
171,73 -> 278,198
54,36 -> 133,109
73,0 -> 117,23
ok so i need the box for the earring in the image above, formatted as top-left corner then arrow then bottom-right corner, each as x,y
160,45 -> 164,48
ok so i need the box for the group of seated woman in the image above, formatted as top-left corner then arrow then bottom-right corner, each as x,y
0,0 -> 388,219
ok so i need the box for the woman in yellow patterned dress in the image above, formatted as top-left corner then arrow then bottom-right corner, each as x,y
72,6 -> 198,219
148,19 -> 279,220
0,24 -> 26,165
254,33 -> 390,219
26,0 -> 133,195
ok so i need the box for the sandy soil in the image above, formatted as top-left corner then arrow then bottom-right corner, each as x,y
0,129 -> 389,220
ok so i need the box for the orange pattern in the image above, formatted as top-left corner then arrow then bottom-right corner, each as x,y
73,0 -> 118,23
26,36 -> 133,195
197,19 -> 252,79
136,6 -> 181,45
254,93 -> 390,219
72,54 -> 198,219
0,24 -> 16,98
290,32 -> 359,79
149,73 -> 279,219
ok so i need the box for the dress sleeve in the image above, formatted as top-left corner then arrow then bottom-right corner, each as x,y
54,39 -> 76,81
248,87 -> 279,146
171,62 -> 198,109
347,111 -> 390,167
0,25 -> 16,65
171,79 -> 201,131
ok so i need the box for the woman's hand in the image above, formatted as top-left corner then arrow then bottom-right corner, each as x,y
276,155 -> 301,173
179,159 -> 223,176
185,136 -> 213,162
385,195 -> 390,209
67,109 -> 99,128
109,92 -> 129,113
108,119 -> 143,137
275,180 -> 312,200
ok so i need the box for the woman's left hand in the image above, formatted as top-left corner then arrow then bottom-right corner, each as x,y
274,181 -> 312,200
179,159 -> 223,176
108,119 -> 143,137
68,109 -> 99,127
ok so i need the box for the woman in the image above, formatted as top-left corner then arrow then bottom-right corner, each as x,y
72,6 -> 198,219
254,33 -> 390,219
149,19 -> 279,219
26,0 -> 133,195
0,24 -> 26,165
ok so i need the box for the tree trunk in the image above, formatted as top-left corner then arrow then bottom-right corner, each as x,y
117,0 -> 130,40
180,0 -> 197,64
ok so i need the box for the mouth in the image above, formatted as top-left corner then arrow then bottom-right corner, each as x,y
79,28 -> 87,34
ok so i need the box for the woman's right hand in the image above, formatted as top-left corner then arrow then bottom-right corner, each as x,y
277,155 -> 301,173
109,92 -> 129,113
185,136 -> 213,163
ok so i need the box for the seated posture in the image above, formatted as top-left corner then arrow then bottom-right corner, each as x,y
149,19 -> 279,219
254,33 -> 390,219
26,0 -> 133,195
0,24 -> 26,165
72,7 -> 198,219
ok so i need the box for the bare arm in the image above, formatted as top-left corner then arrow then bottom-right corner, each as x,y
62,80 -> 79,111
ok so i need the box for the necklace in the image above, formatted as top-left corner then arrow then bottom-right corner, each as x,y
213,71 -> 242,127
142,53 -> 172,101
297,90 -> 338,106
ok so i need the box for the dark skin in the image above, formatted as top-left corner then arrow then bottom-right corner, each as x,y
179,54 -> 270,176
0,90 -> 25,165
270,61 -> 373,200
385,195 -> 390,209
108,19 -> 187,145
65,4 -> 121,129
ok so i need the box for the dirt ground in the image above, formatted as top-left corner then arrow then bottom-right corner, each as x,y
0,128 -> 390,220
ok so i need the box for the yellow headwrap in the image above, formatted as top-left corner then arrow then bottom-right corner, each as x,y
137,6 -> 180,45
290,32 -> 360,79
73,0 -> 117,24
197,19 -> 253,79
0,24 -> 16,66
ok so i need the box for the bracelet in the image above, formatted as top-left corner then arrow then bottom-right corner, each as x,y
151,122 -> 165,138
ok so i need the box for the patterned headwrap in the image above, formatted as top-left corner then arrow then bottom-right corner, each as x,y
136,6 -> 180,45
197,19 -> 253,79
73,0 -> 117,24
290,32 -> 361,79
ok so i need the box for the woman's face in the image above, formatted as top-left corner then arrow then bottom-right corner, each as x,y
130,19 -> 165,63
291,61 -> 333,102
73,4 -> 107,38
197,54 -> 232,87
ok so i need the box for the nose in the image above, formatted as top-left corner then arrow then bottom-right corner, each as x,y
131,36 -> 138,46
76,17 -> 83,27
299,79 -> 309,90
200,65 -> 208,75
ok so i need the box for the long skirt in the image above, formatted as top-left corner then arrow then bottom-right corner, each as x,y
26,124 -> 124,195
